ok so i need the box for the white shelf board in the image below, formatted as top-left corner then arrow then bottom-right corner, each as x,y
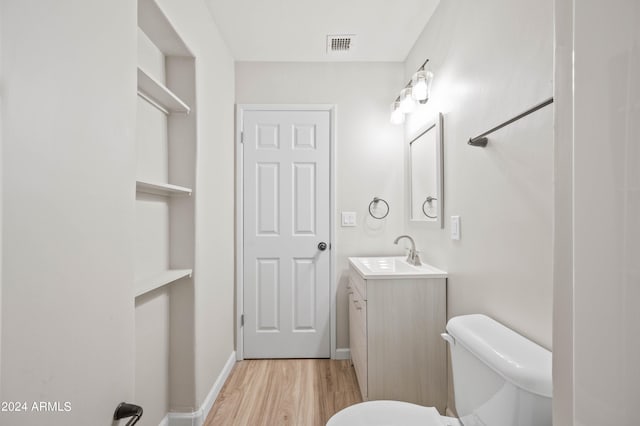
136,180 -> 192,197
135,269 -> 192,298
137,67 -> 191,114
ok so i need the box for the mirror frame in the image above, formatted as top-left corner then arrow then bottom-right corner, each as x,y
406,112 -> 444,228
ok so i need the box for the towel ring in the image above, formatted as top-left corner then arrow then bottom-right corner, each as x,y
422,196 -> 437,219
369,197 -> 389,220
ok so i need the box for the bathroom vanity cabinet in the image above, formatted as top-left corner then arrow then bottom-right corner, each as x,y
348,260 -> 447,413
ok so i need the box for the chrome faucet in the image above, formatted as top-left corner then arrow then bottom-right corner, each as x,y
393,235 -> 421,266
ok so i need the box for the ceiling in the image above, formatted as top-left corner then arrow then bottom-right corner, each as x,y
205,0 -> 440,62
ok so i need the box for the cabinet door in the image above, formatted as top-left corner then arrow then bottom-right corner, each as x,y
349,290 -> 368,400
367,278 -> 447,410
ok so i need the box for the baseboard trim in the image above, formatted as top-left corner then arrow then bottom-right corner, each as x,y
198,350 -> 236,423
164,350 -> 236,426
166,411 -> 196,426
334,348 -> 351,360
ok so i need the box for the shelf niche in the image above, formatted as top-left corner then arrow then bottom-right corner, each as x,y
134,0 -> 197,419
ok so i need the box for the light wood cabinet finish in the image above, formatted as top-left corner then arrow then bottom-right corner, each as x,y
349,264 -> 447,413
348,289 -> 367,399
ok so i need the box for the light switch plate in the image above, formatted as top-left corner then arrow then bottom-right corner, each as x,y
342,211 -> 357,227
451,215 -> 461,240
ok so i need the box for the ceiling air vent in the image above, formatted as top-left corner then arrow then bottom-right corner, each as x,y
327,34 -> 356,54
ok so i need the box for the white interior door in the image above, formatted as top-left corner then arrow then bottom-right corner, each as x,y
242,109 -> 331,358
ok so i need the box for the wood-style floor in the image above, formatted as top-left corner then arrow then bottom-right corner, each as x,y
204,359 -> 363,426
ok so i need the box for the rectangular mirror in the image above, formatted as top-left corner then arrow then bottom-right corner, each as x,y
408,112 -> 443,227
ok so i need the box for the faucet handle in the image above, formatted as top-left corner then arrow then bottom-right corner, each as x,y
413,252 -> 422,266
408,250 -> 422,266
405,249 -> 416,265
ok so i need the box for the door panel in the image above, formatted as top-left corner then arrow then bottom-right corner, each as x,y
243,109 -> 331,358
256,163 -> 280,235
292,258 -> 317,331
256,258 -> 280,331
293,163 -> 316,235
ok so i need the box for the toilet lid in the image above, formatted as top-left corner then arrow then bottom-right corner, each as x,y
327,400 -> 444,426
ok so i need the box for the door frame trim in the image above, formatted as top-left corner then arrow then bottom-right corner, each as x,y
235,104 -> 337,360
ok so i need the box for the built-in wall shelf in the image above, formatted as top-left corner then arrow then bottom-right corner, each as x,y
137,67 -> 191,115
136,180 -> 192,197
134,269 -> 192,298
134,0 -> 198,412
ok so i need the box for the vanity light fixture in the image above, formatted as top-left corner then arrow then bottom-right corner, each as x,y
390,100 -> 405,124
389,58 -> 433,124
399,87 -> 416,113
411,67 -> 434,103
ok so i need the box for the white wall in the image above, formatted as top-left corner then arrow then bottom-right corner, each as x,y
0,1 -> 235,424
552,0 -> 573,423
403,0 -> 554,352
0,1 -> 137,425
154,0 -> 236,411
235,62 -> 405,350
135,291 -> 171,424
554,0 -> 640,424
0,1 -> 3,379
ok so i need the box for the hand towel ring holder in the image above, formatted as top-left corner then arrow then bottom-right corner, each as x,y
369,197 -> 389,220
422,196 -> 437,219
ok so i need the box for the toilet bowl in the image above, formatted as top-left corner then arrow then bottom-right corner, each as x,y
326,400 -> 461,426
327,314 -> 552,426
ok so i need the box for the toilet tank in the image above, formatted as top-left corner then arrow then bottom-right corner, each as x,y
445,315 -> 552,426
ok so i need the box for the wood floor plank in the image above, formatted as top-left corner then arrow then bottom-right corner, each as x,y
204,359 -> 362,426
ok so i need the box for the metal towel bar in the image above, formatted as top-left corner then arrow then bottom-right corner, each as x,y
468,97 -> 554,147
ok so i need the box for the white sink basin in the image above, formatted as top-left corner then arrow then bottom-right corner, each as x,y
349,256 -> 447,279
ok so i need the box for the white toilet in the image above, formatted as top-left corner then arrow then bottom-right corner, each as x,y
327,314 -> 552,426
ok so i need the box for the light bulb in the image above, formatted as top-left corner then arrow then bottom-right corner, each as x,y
399,87 -> 416,113
412,69 -> 434,103
411,70 -> 428,102
390,100 -> 404,124
425,69 -> 434,98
